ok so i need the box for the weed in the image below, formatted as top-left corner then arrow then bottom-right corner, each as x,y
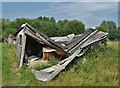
2,41 -> 118,86
33,56 -> 60,70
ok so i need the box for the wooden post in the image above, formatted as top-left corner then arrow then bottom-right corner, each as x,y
19,33 -> 26,68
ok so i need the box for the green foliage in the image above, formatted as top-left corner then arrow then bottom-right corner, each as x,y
2,41 -> 118,86
65,20 -> 85,35
2,43 -> 40,86
2,28 -> 16,38
2,18 -> 16,39
46,41 -> 118,86
96,20 -> 118,40
0,19 -> 2,40
33,64 -> 53,71
33,57 -> 60,70
117,27 -> 120,40
96,26 -> 108,32
2,17 -> 85,40
50,17 -> 56,24
1,17 -> 118,41
12,18 -> 33,29
108,29 -> 117,40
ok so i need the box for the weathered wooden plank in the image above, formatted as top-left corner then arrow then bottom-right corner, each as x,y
19,33 -> 26,68
24,27 -> 67,57
15,23 -> 108,83
32,30 -> 108,83
67,30 -> 98,54
32,48 -> 84,83
80,31 -> 108,48
65,28 -> 95,51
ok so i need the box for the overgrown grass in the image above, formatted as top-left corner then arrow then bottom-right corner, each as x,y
34,58 -> 60,70
2,44 -> 41,86
2,41 -> 118,86
45,41 -> 118,86
0,43 -> 2,87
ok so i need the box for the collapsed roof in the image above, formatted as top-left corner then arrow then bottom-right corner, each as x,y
15,23 -> 108,83
32,28 -> 108,83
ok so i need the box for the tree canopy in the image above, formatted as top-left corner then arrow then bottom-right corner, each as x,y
1,17 -> 85,39
96,20 -> 119,40
1,17 -> 119,41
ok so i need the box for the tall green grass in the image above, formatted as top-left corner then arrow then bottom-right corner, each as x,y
2,44 -> 41,86
0,43 -> 2,87
2,41 -> 118,86
33,58 -> 60,70
45,41 -> 118,86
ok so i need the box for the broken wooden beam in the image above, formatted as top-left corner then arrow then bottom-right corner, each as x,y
32,47 -> 87,83
32,29 -> 108,83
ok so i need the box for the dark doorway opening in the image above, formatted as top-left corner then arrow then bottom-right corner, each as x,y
25,35 -> 43,62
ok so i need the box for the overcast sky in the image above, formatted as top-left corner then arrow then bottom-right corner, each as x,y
2,1 -> 119,28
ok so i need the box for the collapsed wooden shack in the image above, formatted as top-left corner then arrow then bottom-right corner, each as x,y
14,23 -> 108,83
14,23 -> 69,67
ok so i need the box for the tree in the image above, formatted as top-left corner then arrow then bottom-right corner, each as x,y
2,18 -> 17,39
57,20 -> 66,30
12,18 -> 33,29
50,17 -> 56,24
56,20 -> 68,36
65,20 -> 85,35
1,17 -> 86,40
116,27 -> 120,40
37,16 -> 43,20
96,21 -> 109,32
96,20 -> 118,40
108,29 -> 117,40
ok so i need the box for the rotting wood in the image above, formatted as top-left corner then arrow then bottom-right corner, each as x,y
32,29 -> 108,83
32,48 -> 84,83
19,33 -> 26,68
14,23 -> 108,82
15,23 -> 68,67
42,47 -> 56,60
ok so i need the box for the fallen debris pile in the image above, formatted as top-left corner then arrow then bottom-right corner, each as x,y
14,23 -> 108,83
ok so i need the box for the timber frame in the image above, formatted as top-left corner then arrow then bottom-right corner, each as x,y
14,23 -> 69,67
14,23 -> 108,68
